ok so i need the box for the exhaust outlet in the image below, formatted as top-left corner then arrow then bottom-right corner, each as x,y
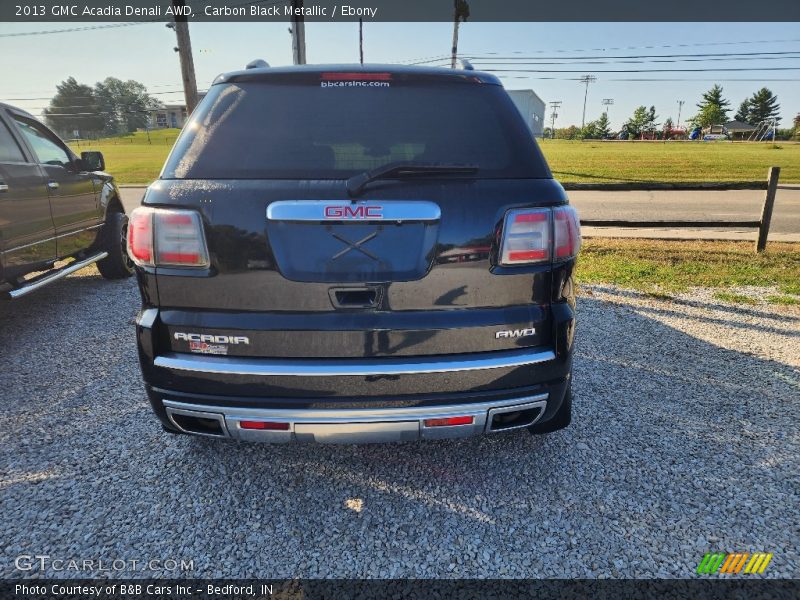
487,400 -> 547,432
166,407 -> 228,438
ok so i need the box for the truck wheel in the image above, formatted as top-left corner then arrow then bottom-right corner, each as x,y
528,383 -> 572,435
97,211 -> 134,280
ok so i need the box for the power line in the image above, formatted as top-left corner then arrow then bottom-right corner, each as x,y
4,89 -> 201,101
468,55 -> 800,66
0,22 -> 150,38
461,50 -> 800,61
485,67 -> 800,73
464,37 -> 800,55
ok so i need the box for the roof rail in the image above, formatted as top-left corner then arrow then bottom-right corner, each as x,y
459,59 -> 474,71
246,59 -> 270,69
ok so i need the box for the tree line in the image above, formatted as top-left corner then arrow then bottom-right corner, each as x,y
43,77 -> 162,138
546,85 -> 796,140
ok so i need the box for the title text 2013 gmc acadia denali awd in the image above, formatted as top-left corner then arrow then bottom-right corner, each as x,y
129,64 -> 581,444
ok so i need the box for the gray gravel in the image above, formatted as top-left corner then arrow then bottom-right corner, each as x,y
1,269 -> 798,579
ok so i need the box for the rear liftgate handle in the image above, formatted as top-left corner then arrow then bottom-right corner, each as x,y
329,287 -> 382,309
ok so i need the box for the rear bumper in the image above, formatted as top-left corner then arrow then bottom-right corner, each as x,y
161,393 -> 549,443
136,301 -> 575,443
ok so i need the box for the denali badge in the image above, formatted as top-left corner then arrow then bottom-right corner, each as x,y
174,332 -> 250,344
495,328 -> 536,339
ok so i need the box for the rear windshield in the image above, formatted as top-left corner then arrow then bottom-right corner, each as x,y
162,78 -> 550,179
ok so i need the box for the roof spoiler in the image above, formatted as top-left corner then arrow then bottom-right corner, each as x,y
246,59 -> 270,69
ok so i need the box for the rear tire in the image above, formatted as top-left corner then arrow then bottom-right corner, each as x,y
528,382 -> 572,435
97,211 -> 134,280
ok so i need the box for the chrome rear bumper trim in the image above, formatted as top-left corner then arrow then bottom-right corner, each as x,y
154,347 -> 556,377
163,394 -> 548,444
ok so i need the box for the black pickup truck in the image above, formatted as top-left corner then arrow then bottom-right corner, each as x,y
0,103 -> 132,298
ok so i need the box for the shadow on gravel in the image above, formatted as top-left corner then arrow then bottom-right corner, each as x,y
1,279 -> 798,578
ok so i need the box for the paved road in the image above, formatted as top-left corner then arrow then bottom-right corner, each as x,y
119,185 -> 800,241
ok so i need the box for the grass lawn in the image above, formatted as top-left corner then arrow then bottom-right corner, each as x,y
539,139 -> 800,184
578,238 -> 800,304
71,130 -> 800,186
69,129 -> 179,184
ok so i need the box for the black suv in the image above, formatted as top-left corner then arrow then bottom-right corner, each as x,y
130,64 -> 580,444
0,103 -> 132,298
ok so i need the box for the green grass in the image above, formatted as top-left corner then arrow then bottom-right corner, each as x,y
539,139 -> 800,184
766,295 -> 800,306
578,239 -> 800,296
69,129 -> 179,184
713,291 -> 758,305
70,130 -> 800,185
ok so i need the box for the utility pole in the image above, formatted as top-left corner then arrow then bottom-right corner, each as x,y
450,0 -> 470,69
549,100 -> 562,139
602,98 -> 614,118
290,0 -> 306,65
676,100 -> 685,129
359,18 -> 363,64
579,74 -> 596,130
170,0 -> 198,114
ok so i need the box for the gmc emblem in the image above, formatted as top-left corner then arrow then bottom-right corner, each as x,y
324,205 -> 383,219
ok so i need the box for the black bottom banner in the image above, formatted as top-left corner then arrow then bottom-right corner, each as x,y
2,579 -> 799,600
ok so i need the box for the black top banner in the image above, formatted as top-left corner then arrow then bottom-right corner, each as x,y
2,0 -> 800,22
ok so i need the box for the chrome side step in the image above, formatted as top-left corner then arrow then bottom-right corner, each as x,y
8,252 -> 108,299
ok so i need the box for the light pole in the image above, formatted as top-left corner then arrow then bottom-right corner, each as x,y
579,74 -> 597,130
676,100 -> 685,129
601,98 -> 614,117
549,101 -> 562,139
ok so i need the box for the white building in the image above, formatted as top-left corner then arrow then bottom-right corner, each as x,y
506,89 -> 546,137
148,93 -> 206,129
149,104 -> 188,129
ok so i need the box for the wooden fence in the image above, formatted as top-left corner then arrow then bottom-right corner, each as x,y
577,167 -> 782,252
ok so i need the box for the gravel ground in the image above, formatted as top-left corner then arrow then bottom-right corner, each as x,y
1,269 -> 798,579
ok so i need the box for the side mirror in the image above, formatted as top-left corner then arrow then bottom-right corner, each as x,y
81,151 -> 105,171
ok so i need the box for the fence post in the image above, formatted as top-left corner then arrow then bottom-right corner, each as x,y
756,166 -> 780,252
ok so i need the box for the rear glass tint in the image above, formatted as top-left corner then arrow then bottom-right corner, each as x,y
162,79 -> 550,179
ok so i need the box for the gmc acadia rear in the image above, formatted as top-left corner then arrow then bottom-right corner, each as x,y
129,64 -> 581,444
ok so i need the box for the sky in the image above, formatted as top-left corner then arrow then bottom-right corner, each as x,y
1,21 -> 798,130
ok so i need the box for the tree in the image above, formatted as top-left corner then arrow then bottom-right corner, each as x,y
795,114 -> 800,140
691,104 -> 728,129
43,77 -> 105,138
740,87 -> 781,126
644,105 -> 659,132
734,99 -> 751,123
693,84 -> 730,127
555,125 -> 581,140
93,77 -> 162,135
625,105 -> 649,137
662,117 -> 674,139
595,112 -> 611,138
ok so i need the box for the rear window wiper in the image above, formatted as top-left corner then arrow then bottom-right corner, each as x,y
347,161 -> 479,197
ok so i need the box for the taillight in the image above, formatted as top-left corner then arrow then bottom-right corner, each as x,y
500,208 -> 551,265
553,206 -> 582,259
499,206 -> 581,266
127,208 -> 153,264
127,207 -> 209,268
